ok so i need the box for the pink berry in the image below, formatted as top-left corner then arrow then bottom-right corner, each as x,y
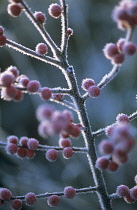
98,140 -> 114,155
116,113 -> 129,124
59,138 -> 71,148
112,148 -> 129,164
87,85 -> 100,98
103,43 -> 118,59
7,66 -> 19,78
17,147 -> 27,158
7,3 -> 22,17
47,195 -> 60,207
5,86 -> 18,98
67,28 -> 73,37
64,186 -> 76,199
122,41 -> 137,55
13,90 -> 24,102
35,43 -> 48,55
130,186 -> 137,200
6,143 -> 18,154
34,11 -> 46,24
81,78 -> 95,91
26,149 -> 35,159
7,135 -> 18,144
38,121 -> 54,138
117,38 -> 126,52
27,80 -> 40,93
111,53 -> 125,65
0,35 -> 6,46
107,161 -> 119,172
105,125 -> 115,137
95,157 -> 109,170
48,3 -> 62,18
27,138 -> 39,150
10,199 -> 22,210
0,26 -> 4,35
124,194 -> 136,204
40,87 -> 52,100
0,73 -> 15,87
62,147 -> 73,159
36,104 -> 54,121
25,192 -> 36,206
0,188 -> 12,201
46,149 -> 58,162
19,136 -> 29,147
116,185 -> 129,197
69,124 -> 81,138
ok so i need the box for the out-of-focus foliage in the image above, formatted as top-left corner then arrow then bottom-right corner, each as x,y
0,0 -> 137,209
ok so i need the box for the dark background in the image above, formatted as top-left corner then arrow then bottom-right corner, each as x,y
0,0 -> 137,209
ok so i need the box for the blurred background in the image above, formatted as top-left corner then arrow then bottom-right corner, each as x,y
0,0 -> 137,209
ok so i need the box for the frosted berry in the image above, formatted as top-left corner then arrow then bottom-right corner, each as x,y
27,138 -> 39,150
47,195 -> 60,207
0,73 -> 15,87
34,12 -> 46,24
87,85 -> 100,98
0,188 -> 12,201
59,138 -> 71,148
62,147 -> 73,159
116,113 -> 129,124
0,26 -> 4,35
111,53 -> 125,65
48,3 -> 62,18
103,43 -> 118,59
67,28 -> 73,37
98,140 -> 114,155
0,35 -> 7,46
95,157 -> 109,170
26,149 -> 35,159
35,43 -> 48,55
116,185 -> 129,197
10,199 -> 22,210
27,80 -> 40,93
70,124 -> 81,138
124,194 -> 136,204
107,161 -> 119,172
19,136 -> 29,147
130,186 -> 137,200
105,125 -> 115,137
64,186 -> 76,199
17,147 -> 27,158
46,149 -> 58,162
40,87 -> 52,100
7,3 -> 22,17
122,41 -> 137,55
25,192 -> 36,206
81,78 -> 95,91
36,104 -> 54,121
7,66 -> 19,78
117,38 -> 126,52
6,143 -> 18,154
7,135 -> 18,144
13,90 -> 24,102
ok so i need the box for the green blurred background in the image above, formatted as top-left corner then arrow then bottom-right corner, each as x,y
0,0 -> 137,209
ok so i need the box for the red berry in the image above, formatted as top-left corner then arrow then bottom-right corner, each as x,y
116,185 -> 129,197
34,11 -> 46,24
19,136 -> 29,147
98,140 -> 114,155
7,135 -> 18,144
0,26 -> 4,35
36,104 -> 54,121
70,124 -> 81,138
10,199 -> 22,210
40,87 -> 52,100
130,186 -> 137,200
7,66 -> 19,78
47,195 -> 60,207
27,138 -> 39,150
5,86 -> 18,98
111,53 -> 125,65
103,43 -> 118,59
13,90 -> 24,102
0,35 -> 7,46
107,161 -> 119,172
17,147 -> 27,158
25,192 -> 36,206
67,28 -> 73,37
0,188 -> 12,201
122,41 -> 137,55
0,73 -> 15,87
7,3 -> 22,17
87,85 -> 100,98
48,3 -> 62,18
95,157 -> 109,170
59,138 -> 71,148
81,78 -> 95,91
116,113 -> 129,124
124,194 -> 136,204
35,43 -> 48,55
27,80 -> 40,93
6,143 -> 18,154
26,149 -> 35,159
46,149 -> 58,162
105,125 -> 115,137
64,186 -> 76,199
62,147 -> 73,159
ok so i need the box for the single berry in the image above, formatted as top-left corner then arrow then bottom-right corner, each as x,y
122,41 -> 137,55
107,161 -> 119,172
46,149 -> 58,162
124,194 -> 136,204
117,38 -> 126,52
64,186 -> 76,199
70,124 -> 81,138
7,3 -> 22,17
26,149 -> 35,159
111,53 -> 125,65
81,78 -> 95,91
27,80 -> 40,93
0,188 -> 12,201
98,140 -> 114,155
0,35 -> 7,46
62,110 -> 73,123
0,26 -> 4,35
5,86 -> 18,98
7,135 -> 18,144
40,87 -> 52,100
17,147 -> 27,158
116,113 -> 129,124
10,199 -> 22,210
62,147 -> 73,159
27,138 -> 39,150
87,85 -> 100,98
47,195 -> 60,207
59,138 -> 71,148
25,192 -> 36,206
67,28 -> 73,37
48,3 -> 62,18
36,104 -> 54,121
105,125 -> 115,137
7,66 -> 19,78
13,90 -> 24,102
103,43 -> 118,59
35,43 -> 48,55
19,136 -> 29,147
95,157 -> 109,170
130,186 -> 137,200
34,11 -> 46,24
116,185 -> 129,197
6,143 -> 18,154
0,73 -> 15,87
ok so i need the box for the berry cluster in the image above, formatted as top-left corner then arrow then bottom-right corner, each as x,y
103,38 -> 137,65
112,0 -> 137,30
36,104 -> 81,138
96,113 -> 135,172
116,175 -> 137,204
81,78 -> 100,98
6,135 -> 39,159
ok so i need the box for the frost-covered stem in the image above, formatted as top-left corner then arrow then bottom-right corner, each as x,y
60,0 -> 69,56
11,186 -> 97,200
59,64 -> 111,210
6,39 -> 61,68
21,1 -> 61,57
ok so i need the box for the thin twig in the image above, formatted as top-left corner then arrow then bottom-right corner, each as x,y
50,98 -> 77,112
